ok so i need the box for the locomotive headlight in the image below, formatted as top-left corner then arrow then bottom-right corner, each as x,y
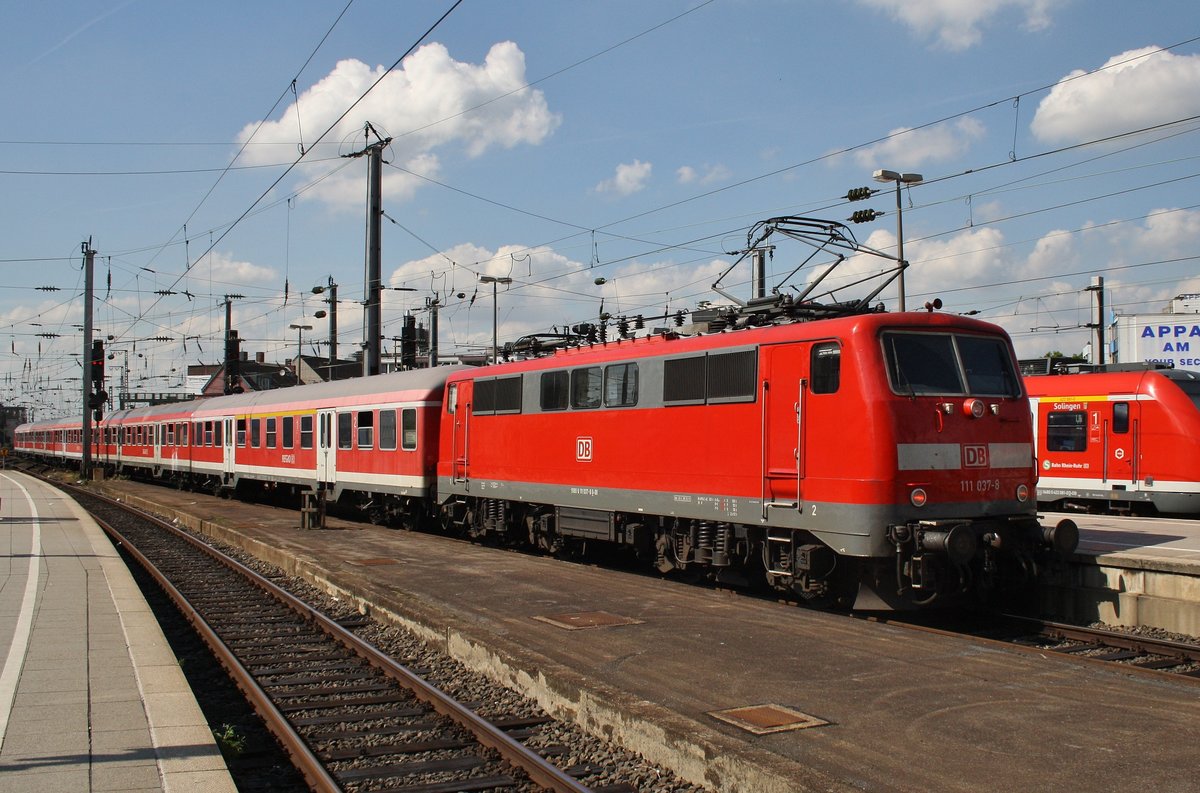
910,488 -> 928,507
1016,484 -> 1029,503
963,398 -> 986,419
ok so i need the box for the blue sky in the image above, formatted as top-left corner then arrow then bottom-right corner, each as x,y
3,0 -> 1200,417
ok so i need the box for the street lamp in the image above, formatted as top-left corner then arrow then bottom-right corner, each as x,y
289,323 -> 312,384
873,169 -> 923,311
479,275 -> 513,364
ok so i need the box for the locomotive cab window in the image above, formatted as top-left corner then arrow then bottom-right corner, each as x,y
810,343 -> 841,394
957,335 -> 1020,396
1113,402 -> 1129,434
1047,411 -> 1087,452
883,332 -> 1019,397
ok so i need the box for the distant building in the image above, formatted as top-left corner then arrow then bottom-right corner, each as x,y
1114,294 -> 1200,371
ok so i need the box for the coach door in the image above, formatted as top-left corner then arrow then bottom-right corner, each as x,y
222,418 -> 235,478
316,409 -> 337,484
761,343 -> 805,517
1104,400 -> 1139,486
449,381 -> 471,485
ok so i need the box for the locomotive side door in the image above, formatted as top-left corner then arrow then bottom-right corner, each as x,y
449,381 -> 472,485
316,409 -> 337,485
761,342 -> 806,515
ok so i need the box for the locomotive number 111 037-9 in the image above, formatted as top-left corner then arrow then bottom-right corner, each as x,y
961,478 -> 1002,494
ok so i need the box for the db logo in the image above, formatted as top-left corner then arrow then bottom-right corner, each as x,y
576,436 -> 593,462
963,444 -> 988,468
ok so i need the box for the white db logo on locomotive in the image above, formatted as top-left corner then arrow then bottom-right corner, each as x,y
576,436 -> 593,462
963,444 -> 988,468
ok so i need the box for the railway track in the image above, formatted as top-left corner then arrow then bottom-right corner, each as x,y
63,484 -> 618,793
864,612 -> 1200,682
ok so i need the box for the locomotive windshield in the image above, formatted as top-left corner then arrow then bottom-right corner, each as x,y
883,331 -> 1020,397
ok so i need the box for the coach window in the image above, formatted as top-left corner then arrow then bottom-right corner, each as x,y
1047,411 -> 1087,452
571,366 -> 602,409
337,412 -> 353,450
300,415 -> 314,449
1113,402 -> 1130,434
402,408 -> 417,450
180,423 -> 188,446
214,420 -> 222,447
604,363 -> 638,407
357,410 -> 374,449
250,418 -> 261,448
379,410 -> 397,450
237,418 -> 247,447
166,424 -> 175,446
540,371 -> 569,411
282,416 -> 294,449
811,343 -> 841,394
266,417 -> 277,448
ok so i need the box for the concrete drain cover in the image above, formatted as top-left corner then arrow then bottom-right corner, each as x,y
708,704 -> 830,734
353,557 -> 398,566
532,610 -> 644,630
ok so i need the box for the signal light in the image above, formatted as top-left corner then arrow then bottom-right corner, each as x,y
850,209 -> 881,224
845,186 -> 873,202
89,340 -> 105,387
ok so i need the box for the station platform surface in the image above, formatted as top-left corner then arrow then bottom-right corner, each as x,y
80,475 -> 1200,793
1042,510 -> 1200,634
0,471 -> 235,792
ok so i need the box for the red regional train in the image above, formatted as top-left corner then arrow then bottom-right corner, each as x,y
1025,366 -> 1200,515
15,310 -> 1077,608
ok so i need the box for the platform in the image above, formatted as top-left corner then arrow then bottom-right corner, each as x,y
0,471 -> 235,792
82,476 -> 1200,793
1042,510 -> 1200,634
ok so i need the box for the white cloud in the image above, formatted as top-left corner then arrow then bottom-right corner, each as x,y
595,160 -> 652,196
237,42 -> 560,207
852,118 -> 986,169
857,0 -> 1059,51
197,250 -> 277,285
1031,48 -> 1200,145
676,163 -> 731,185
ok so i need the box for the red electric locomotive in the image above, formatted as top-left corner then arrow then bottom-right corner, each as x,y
438,310 -> 1075,607
1025,366 -> 1200,515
